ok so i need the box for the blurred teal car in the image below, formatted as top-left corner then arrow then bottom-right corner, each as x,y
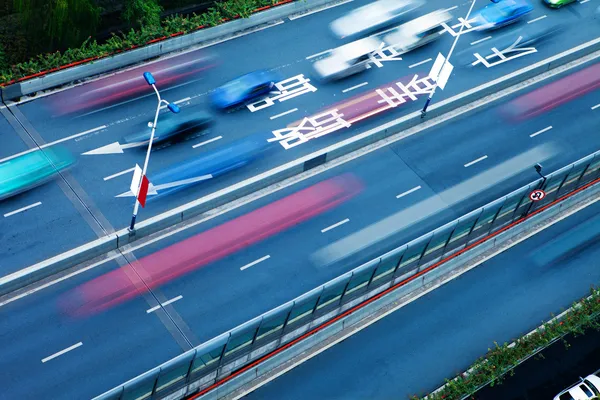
0,147 -> 76,201
543,0 -> 576,8
471,0 -> 533,31
210,70 -> 279,110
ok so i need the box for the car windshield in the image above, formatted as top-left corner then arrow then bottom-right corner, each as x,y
584,379 -> 600,395
482,4 -> 512,21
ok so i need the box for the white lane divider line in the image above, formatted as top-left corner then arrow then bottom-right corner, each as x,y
321,218 -> 350,233
306,49 -> 332,60
4,202 -> 42,218
464,155 -> 488,168
146,295 -> 184,314
270,108 -> 298,120
42,342 -> 83,363
342,82 -> 369,93
0,125 -> 107,164
103,167 -> 135,181
528,15 -> 547,24
444,5 -> 459,12
396,186 -> 422,199
289,0 -> 353,20
409,58 -> 432,69
592,103 -> 600,110
193,136 -> 223,148
470,36 -> 492,46
530,126 -> 553,138
579,0 -> 590,3
159,97 -> 191,110
240,255 -> 271,271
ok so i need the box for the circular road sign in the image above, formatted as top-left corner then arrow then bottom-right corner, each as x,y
529,189 -> 546,202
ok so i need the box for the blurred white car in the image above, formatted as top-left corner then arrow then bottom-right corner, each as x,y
554,370 -> 600,400
330,0 -> 424,39
382,10 -> 452,53
312,37 -> 381,81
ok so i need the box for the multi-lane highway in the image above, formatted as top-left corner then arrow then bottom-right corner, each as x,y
244,194 -> 600,400
1,0 -> 599,274
1,41 -> 599,399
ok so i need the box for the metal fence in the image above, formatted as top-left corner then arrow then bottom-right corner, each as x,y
94,150 -> 600,400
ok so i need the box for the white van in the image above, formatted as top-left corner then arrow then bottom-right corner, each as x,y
383,10 -> 452,53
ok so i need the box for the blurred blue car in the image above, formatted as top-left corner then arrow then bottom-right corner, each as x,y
211,70 -> 279,110
471,0 -> 533,31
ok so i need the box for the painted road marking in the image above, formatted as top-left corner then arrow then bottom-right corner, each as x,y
321,218 -> 350,233
146,295 -> 184,313
306,49 -> 332,60
528,15 -> 547,24
470,36 -> 492,46
42,342 -> 83,363
592,103 -> 600,110
159,97 -> 191,110
444,5 -> 459,12
192,136 -> 223,148
103,167 -> 135,181
0,126 -> 106,164
579,0 -> 590,3
270,108 -> 298,120
4,202 -> 42,218
289,0 -> 353,20
240,255 -> 271,271
396,186 -> 422,199
342,82 -> 368,93
530,126 -> 553,138
409,58 -> 432,69
464,155 -> 488,168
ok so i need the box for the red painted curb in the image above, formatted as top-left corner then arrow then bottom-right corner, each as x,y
185,176 -> 600,399
0,0 -> 295,88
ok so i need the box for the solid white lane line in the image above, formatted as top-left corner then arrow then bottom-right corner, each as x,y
42,342 -> 83,363
4,202 -> 42,218
192,136 -> 223,148
409,58 -> 432,69
321,218 -> 350,233
240,255 -> 270,271
289,0 -> 353,20
306,49 -> 332,60
159,97 -> 191,110
528,15 -> 547,24
592,103 -> 600,110
444,5 -> 459,12
0,126 -> 107,164
579,0 -> 590,3
396,186 -> 422,199
103,167 -> 135,181
530,126 -> 553,138
270,108 -> 298,120
470,36 -> 492,46
146,295 -> 184,313
464,155 -> 488,168
342,82 -> 368,93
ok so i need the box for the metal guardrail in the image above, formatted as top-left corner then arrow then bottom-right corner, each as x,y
94,148 -> 600,400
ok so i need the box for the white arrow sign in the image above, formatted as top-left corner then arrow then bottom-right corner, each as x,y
82,140 -> 150,155
115,174 -> 214,198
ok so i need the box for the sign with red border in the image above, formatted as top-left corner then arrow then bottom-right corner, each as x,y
529,189 -> 546,202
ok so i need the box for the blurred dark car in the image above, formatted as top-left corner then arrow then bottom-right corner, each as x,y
210,70 -> 279,110
122,110 -> 213,147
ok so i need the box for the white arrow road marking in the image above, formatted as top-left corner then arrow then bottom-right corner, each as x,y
82,140 -> 150,155
115,174 -> 213,197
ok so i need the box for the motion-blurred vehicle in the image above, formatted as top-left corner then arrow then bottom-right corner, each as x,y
382,10 -> 453,53
0,147 -> 76,201
210,70 -> 279,109
471,0 -> 533,31
544,0 -> 576,8
312,37 -> 380,81
122,110 -> 213,148
51,52 -> 215,116
553,369 -> 600,400
329,0 -> 424,40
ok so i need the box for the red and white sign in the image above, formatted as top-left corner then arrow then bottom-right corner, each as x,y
130,164 -> 151,208
529,189 -> 546,202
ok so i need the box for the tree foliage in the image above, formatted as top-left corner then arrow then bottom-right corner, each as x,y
122,0 -> 163,27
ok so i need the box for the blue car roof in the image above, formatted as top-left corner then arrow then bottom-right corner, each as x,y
235,70 -> 275,87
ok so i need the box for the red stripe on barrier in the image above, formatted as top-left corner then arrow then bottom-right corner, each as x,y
147,36 -> 168,44
186,176 -> 600,399
253,5 -> 272,12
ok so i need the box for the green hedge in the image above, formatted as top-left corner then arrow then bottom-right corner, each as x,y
416,286 -> 600,400
0,0 -> 292,86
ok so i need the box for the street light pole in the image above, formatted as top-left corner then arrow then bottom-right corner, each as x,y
421,0 -> 478,118
129,72 -> 180,232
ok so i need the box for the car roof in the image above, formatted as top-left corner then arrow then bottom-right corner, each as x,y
333,37 -> 381,59
385,10 -> 451,40
237,70 -> 273,86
